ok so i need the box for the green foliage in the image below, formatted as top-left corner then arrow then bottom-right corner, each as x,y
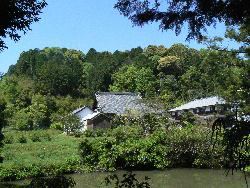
3,134 -> 13,144
50,96 -> 92,129
1,45 -> 246,132
17,134 -> 27,144
179,111 -> 197,125
166,126 -> 225,168
225,24 -> 250,56
0,130 -> 81,181
13,108 -> 32,130
0,98 -> 6,163
30,132 -> 41,142
79,118 -> 225,171
3,130 -> 57,144
110,65 -> 156,96
83,129 -> 106,138
213,117 -> 250,172
29,94 -> 49,128
114,0 -> 249,40
0,44 -> 248,178
11,48 -> 85,96
63,114 -> 83,136
12,94 -> 50,130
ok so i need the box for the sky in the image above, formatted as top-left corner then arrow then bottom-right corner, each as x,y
0,0 -> 231,73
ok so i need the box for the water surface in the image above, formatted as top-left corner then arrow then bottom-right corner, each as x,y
70,169 -> 249,188
1,169 -> 249,188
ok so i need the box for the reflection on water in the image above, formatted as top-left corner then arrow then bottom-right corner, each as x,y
70,169 -> 250,188
1,169 -> 249,188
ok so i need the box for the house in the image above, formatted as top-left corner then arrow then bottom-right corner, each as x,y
72,106 -> 110,132
94,92 -> 160,116
169,96 -> 227,119
83,112 -> 110,130
70,92 -> 163,132
72,106 -> 94,120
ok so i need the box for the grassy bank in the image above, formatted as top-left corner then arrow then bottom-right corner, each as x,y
0,130 -> 82,181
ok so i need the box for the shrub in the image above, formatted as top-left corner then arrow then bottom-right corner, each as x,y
79,137 -> 117,171
83,129 -> 106,138
83,130 -> 94,137
107,125 -> 142,143
79,124 -> 225,171
179,111 -> 197,125
30,133 -> 41,142
13,109 -> 32,130
63,114 -> 83,136
42,133 -> 52,142
3,134 -> 14,144
17,134 -> 27,143
165,126 -> 225,168
50,122 -> 64,130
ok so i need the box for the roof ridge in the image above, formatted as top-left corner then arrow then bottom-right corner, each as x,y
95,92 -> 140,96
169,96 -> 225,112
72,106 -> 92,114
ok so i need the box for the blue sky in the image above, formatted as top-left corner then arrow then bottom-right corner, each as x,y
0,0 -> 230,73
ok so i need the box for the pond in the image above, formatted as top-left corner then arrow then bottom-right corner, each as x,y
1,169 -> 250,188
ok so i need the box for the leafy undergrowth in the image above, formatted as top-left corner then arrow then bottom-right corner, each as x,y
245,166 -> 250,173
0,130 -> 82,181
79,125 -> 226,172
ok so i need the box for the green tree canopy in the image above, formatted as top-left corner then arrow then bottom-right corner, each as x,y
9,48 -> 85,96
115,0 -> 250,40
110,65 -> 156,96
0,98 -> 6,162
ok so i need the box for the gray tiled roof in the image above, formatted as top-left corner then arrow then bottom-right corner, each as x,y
72,106 -> 88,114
95,92 -> 157,115
169,96 -> 226,112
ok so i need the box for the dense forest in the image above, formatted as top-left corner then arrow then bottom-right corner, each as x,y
0,44 -> 249,131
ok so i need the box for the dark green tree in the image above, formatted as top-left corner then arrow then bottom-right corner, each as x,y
0,98 -> 6,163
114,0 -> 250,40
0,0 -> 47,50
9,48 -> 85,96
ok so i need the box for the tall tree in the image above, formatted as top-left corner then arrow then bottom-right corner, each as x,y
10,48 -> 85,96
110,65 -> 156,96
0,0 -> 47,50
115,0 -> 250,40
0,98 -> 6,163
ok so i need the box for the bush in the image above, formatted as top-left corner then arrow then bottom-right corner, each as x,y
63,114 -> 83,136
50,122 -> 64,130
83,129 -> 106,138
17,134 -> 27,143
13,109 -> 32,130
79,124 -> 225,171
30,132 -> 41,142
166,126 -> 225,168
106,125 -> 142,143
28,131 -> 54,142
3,134 -> 14,144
